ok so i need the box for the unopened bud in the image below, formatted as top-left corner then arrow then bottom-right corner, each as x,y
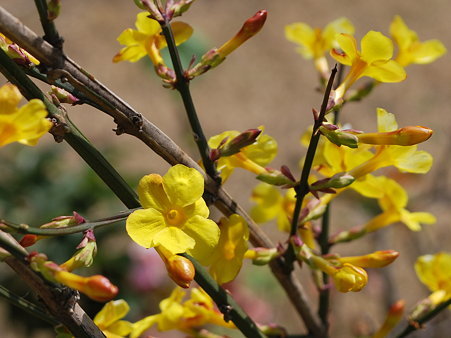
338,250 -> 399,268
332,263 -> 368,293
50,86 -> 79,105
319,125 -> 359,148
166,0 -> 196,20
217,10 -> 267,57
19,234 -> 39,247
60,230 -> 97,271
214,129 -> 262,160
311,172 -> 355,191
257,168 -> 296,187
166,255 -> 195,288
244,247 -> 280,265
373,300 -> 405,338
357,126 -> 433,146
0,34 -> 39,66
47,0 -> 61,21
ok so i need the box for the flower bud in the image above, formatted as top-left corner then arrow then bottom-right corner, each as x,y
338,250 -> 399,268
310,172 -> 355,191
217,10 -> 268,57
244,247 -> 280,266
357,126 -> 433,146
213,128 -> 262,160
166,0 -> 196,20
47,0 -> 61,21
156,246 -> 195,288
373,300 -> 405,338
0,34 -> 39,66
332,263 -> 368,293
50,86 -> 80,105
60,230 -> 97,271
256,168 -> 296,187
319,125 -> 359,148
19,234 -> 39,247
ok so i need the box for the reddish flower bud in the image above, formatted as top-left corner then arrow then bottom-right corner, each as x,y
19,234 -> 39,247
357,126 -> 433,146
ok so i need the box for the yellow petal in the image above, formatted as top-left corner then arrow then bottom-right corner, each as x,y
113,45 -> 148,63
0,83 -> 22,114
393,149 -> 433,174
107,320 -> 133,336
126,208 -> 167,248
183,198 -> 209,219
363,59 -> 406,83
377,108 -> 398,132
285,22 -> 316,59
135,12 -> 160,35
390,15 -> 415,50
153,226 -> 196,254
163,165 -> 204,207
409,39 -> 447,64
130,315 -> 159,338
94,299 -> 130,328
244,133 -> 278,166
335,33 -> 358,61
157,22 -> 193,49
137,173 -> 170,210
183,216 -> 220,264
401,210 -> 436,231
361,31 -> 394,63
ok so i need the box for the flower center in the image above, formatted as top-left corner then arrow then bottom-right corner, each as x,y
165,208 -> 185,227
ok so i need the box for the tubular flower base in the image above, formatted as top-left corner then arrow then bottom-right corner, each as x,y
0,84 -> 52,147
126,164 -> 220,265
390,15 -> 447,67
131,287 -> 235,337
331,31 -> 406,102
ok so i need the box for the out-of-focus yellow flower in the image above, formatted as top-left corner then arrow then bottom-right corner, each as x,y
362,176 -> 436,232
285,17 -> 354,77
208,214 -> 249,284
93,299 -> 133,338
0,84 -> 52,147
208,128 -> 277,182
113,12 -> 192,66
331,31 -> 406,102
390,15 -> 447,67
126,165 -> 220,265
131,287 -> 234,337
372,300 -> 405,338
250,183 -> 296,232
415,252 -> 451,303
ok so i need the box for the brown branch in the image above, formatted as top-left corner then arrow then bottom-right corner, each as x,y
0,232 -> 105,338
0,7 -> 323,336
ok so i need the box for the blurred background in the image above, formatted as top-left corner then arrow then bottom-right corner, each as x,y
0,0 -> 450,337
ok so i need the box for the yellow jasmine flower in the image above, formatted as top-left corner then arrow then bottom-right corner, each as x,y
0,84 -> 52,147
285,17 -> 354,77
331,31 -> 406,102
131,287 -> 234,337
93,300 -> 133,338
362,176 -> 436,232
390,15 -> 447,67
126,164 -> 220,264
208,128 -> 277,181
250,183 -> 296,232
415,252 -> 451,305
208,214 -> 249,284
113,12 -> 192,66
336,250 -> 399,268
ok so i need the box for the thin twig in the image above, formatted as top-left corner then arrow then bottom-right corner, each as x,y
33,0 -> 63,48
160,21 -> 220,183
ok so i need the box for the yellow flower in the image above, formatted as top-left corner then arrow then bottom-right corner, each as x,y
131,287 -> 234,337
362,176 -> 436,232
0,84 -> 52,147
250,183 -> 296,232
337,250 -> 399,268
208,128 -> 277,181
415,252 -> 451,305
113,12 -> 192,66
126,164 -> 220,264
285,18 -> 354,77
93,300 -> 133,338
331,31 -> 406,102
390,15 -> 447,67
208,214 -> 249,284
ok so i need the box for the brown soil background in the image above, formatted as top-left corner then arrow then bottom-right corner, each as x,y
1,1 -> 451,337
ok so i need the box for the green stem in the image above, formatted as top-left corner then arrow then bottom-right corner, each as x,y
284,66 -> 337,271
396,298 -> 451,337
317,206 -> 330,332
0,285 -> 59,326
34,0 -> 63,48
0,49 -> 140,210
182,253 -> 266,338
2,209 -> 134,236
160,21 -> 220,183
